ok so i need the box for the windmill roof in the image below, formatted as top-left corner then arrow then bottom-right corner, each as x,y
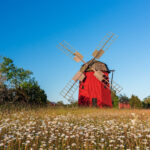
80,60 -> 110,73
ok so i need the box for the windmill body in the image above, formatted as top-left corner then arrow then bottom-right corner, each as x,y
78,60 -> 112,107
57,33 -> 123,107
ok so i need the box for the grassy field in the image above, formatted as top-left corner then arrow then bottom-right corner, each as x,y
0,107 -> 150,150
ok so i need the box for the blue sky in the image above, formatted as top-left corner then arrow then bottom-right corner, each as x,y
0,0 -> 150,103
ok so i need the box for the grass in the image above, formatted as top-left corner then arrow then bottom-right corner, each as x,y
0,107 -> 150,150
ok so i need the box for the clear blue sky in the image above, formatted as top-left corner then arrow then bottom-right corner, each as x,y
0,0 -> 150,103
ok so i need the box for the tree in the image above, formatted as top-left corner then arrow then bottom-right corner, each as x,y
21,79 -> 47,104
119,95 -> 129,103
111,91 -> 119,108
0,57 -> 7,87
129,95 -> 142,108
0,84 -> 8,104
56,101 -> 64,106
68,100 -> 78,107
0,56 -> 47,105
143,96 -> 150,108
0,57 -> 32,88
0,58 -> 8,103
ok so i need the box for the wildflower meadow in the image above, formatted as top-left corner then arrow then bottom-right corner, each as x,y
0,108 -> 150,150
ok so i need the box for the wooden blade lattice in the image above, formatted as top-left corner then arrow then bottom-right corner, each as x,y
97,32 -> 118,53
57,40 -> 76,59
57,40 -> 85,63
60,80 -> 79,100
111,81 -> 123,94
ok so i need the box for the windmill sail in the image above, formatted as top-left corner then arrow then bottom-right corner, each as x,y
72,71 -> 85,82
57,40 -> 85,63
60,80 -> 79,100
110,81 -> 123,94
97,32 -> 118,52
92,32 -> 118,59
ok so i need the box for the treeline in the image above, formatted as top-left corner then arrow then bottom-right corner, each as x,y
112,92 -> 150,109
0,57 -> 47,105
55,94 -> 150,109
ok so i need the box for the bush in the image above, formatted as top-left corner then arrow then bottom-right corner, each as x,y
143,96 -> 150,108
129,95 -> 142,108
119,95 -> 129,103
21,79 -> 47,105
111,91 -> 119,108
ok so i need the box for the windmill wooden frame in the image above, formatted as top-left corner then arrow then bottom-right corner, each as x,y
57,32 -> 123,107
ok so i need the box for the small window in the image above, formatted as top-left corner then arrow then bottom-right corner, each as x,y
82,85 -> 84,89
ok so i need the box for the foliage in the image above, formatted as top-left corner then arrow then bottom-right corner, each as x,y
119,95 -> 129,103
143,96 -> 150,108
21,79 -> 47,104
0,57 -> 32,88
0,85 -> 8,103
0,56 -> 47,105
70,101 -> 78,107
129,95 -> 142,108
56,101 -> 65,106
111,91 -> 119,108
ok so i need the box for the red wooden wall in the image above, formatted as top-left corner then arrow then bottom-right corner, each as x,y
78,71 -> 112,107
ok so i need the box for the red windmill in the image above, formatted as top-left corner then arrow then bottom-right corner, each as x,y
57,32 -> 123,107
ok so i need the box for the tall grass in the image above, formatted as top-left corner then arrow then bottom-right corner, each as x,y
0,107 -> 150,149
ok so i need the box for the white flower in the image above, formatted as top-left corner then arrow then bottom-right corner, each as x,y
101,138 -> 105,142
61,134 -> 65,137
135,146 -> 140,149
120,144 -> 124,148
72,143 -> 76,147
70,135 -> 75,138
26,140 -> 30,144
146,135 -> 150,138
85,133 -> 89,137
131,119 -> 136,125
131,113 -> 136,117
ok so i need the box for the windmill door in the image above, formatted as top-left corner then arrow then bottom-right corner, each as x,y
92,98 -> 97,107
